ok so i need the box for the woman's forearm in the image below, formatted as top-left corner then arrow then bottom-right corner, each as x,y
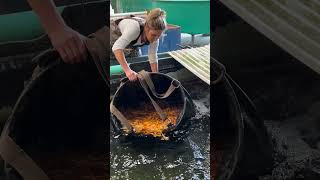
114,49 -> 138,81
27,0 -> 88,63
150,62 -> 158,72
113,49 -> 131,72
27,0 -> 66,33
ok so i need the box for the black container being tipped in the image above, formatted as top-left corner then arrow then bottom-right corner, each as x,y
110,71 -> 195,142
0,48 -> 108,180
213,57 -> 274,180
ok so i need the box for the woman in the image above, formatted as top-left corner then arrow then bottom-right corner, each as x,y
110,8 -> 167,81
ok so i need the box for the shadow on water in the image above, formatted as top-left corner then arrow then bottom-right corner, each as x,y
110,81 -> 210,180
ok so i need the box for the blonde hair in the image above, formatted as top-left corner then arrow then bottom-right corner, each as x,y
146,8 -> 167,31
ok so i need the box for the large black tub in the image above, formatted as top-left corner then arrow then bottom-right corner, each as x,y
213,58 -> 273,179
0,50 -> 108,180
110,71 -> 195,142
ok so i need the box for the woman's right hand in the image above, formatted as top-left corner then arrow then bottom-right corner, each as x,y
125,69 -> 138,81
26,0 -> 87,64
48,25 -> 87,64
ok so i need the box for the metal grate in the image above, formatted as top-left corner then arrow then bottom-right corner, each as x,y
169,45 -> 210,85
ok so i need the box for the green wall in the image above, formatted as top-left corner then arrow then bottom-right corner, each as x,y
154,0 -> 210,34
0,7 -> 64,42
111,0 -> 210,34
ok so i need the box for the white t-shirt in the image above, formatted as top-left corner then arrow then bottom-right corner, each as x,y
112,18 -> 159,64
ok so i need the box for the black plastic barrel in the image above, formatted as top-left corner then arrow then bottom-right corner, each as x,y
213,58 -> 273,179
0,50 -> 108,180
110,72 -> 195,142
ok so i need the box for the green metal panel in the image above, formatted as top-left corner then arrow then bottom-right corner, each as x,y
110,65 -> 124,75
111,0 -> 153,13
0,7 -> 64,42
153,0 -> 210,34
